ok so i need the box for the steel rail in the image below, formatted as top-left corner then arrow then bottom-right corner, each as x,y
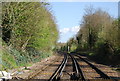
69,54 -> 86,81
75,54 -> 111,79
48,53 -> 68,81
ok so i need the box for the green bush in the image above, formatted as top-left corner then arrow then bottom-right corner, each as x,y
1,2 -> 58,70
2,48 -> 17,70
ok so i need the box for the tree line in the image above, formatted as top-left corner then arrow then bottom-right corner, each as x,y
60,7 -> 120,65
1,2 -> 59,70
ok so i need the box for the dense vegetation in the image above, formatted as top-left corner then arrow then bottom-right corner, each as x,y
1,2 -> 58,70
60,7 -> 120,65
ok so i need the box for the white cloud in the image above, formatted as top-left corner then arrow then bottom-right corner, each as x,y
58,26 -> 80,43
59,26 -> 80,34
71,26 -> 80,32
60,28 -> 70,34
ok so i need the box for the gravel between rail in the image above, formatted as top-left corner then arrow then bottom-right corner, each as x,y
10,52 -> 120,81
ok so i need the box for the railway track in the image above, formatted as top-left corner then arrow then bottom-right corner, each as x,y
73,54 -> 119,81
10,52 -> 119,81
75,55 -> 110,79
49,53 -> 118,81
48,53 -> 86,81
25,54 -> 64,80
34,53 -> 119,81
48,53 -> 68,81
69,54 -> 86,80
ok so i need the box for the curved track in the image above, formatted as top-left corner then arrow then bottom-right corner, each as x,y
75,55 -> 110,79
48,53 -> 68,81
47,53 -> 119,81
13,52 -> 119,81
69,54 -> 86,80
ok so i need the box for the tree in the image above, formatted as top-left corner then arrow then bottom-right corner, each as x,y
77,7 -> 113,50
2,2 -> 58,53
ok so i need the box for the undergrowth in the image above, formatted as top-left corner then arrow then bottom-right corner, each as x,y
1,43 -> 52,71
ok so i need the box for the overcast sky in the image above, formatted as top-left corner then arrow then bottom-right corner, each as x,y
50,2 -> 118,43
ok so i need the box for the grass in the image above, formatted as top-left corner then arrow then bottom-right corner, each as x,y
2,48 -> 18,70
1,43 -> 53,71
0,37 -> 54,71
